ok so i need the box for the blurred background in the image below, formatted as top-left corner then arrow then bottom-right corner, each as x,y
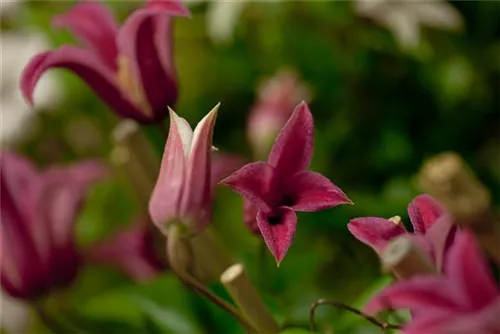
1,0 -> 499,333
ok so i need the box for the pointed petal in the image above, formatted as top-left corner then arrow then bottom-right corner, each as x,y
286,171 -> 352,212
446,230 -> 499,309
439,297 -> 500,334
220,162 -> 275,212
364,276 -> 458,314
257,207 -> 297,265
210,152 -> 246,189
87,219 -> 164,281
347,217 -> 405,253
149,108 -> 191,232
61,160 -> 108,186
268,102 -> 314,177
52,1 -> 118,69
147,0 -> 191,17
117,9 -> 177,121
425,214 -> 457,271
408,194 -> 444,233
20,46 -> 146,121
179,105 -> 218,232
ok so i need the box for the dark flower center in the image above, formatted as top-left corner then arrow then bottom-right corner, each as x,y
267,213 -> 282,225
281,194 -> 295,207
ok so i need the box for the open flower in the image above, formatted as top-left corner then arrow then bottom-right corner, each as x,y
0,151 -> 105,300
221,102 -> 352,265
348,194 -> 456,271
149,105 -> 219,235
365,230 -> 500,334
20,0 -> 189,123
86,217 -> 165,282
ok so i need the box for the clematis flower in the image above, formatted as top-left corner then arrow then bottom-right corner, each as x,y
87,217 -> 165,282
247,69 -> 310,159
348,194 -> 457,271
20,0 -> 189,123
149,105 -> 218,235
365,230 -> 500,334
221,102 -> 352,265
0,151 -> 105,300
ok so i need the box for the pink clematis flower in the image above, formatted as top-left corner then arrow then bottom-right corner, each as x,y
348,195 -> 457,271
221,102 -> 352,265
20,0 -> 189,123
87,217 -> 165,282
149,105 -> 219,235
0,151 -> 105,300
365,230 -> 500,334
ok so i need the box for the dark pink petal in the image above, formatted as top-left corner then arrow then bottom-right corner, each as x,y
117,9 -> 177,122
268,102 -> 314,177
20,46 -> 147,121
446,230 -> 499,309
403,309 -> 455,334
147,0 -> 191,17
52,1 -> 119,69
406,234 -> 434,262
87,219 -> 164,281
37,179 -> 82,288
211,152 -> 246,189
149,109 -> 189,233
286,171 -> 352,212
364,276 -> 458,314
220,162 -> 275,212
347,217 -> 405,253
408,194 -> 444,234
439,297 -> 500,334
425,214 -> 457,272
179,106 -> 218,232
257,207 -> 297,265
243,199 -> 260,235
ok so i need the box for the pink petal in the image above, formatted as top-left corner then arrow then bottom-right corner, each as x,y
20,46 -> 146,121
210,152 -> 246,189
425,214 -> 457,272
445,230 -> 499,309
267,102 -> 314,178
257,207 -> 297,265
61,160 -> 108,186
439,297 -> 500,334
364,276 -> 458,314
403,309 -> 455,334
286,171 -> 352,212
347,217 -> 406,253
179,106 -> 218,232
117,9 -> 177,122
149,108 -> 189,233
146,0 -> 191,17
243,199 -> 260,235
408,194 -> 444,234
86,219 -> 164,281
220,162 -> 276,212
52,1 -> 119,69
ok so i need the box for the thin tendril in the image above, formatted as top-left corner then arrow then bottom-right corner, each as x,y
309,299 -> 403,333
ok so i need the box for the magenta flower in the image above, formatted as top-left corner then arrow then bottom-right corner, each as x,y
20,0 -> 189,123
149,105 -> 218,235
348,194 -> 457,270
365,230 -> 500,334
0,151 -> 105,300
247,70 -> 310,159
87,217 -> 165,282
221,102 -> 352,265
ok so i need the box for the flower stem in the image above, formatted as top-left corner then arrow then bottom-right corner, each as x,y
167,225 -> 259,333
34,302 -> 81,334
221,263 -> 280,333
